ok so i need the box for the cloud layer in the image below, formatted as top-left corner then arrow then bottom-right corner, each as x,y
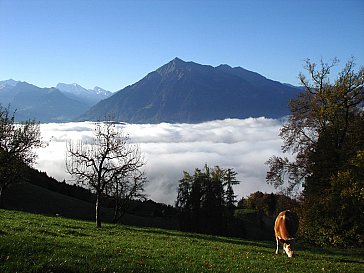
35,118 -> 285,205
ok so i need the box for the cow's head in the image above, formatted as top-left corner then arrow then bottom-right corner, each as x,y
281,239 -> 295,257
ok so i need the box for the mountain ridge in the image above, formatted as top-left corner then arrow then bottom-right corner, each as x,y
0,80 -> 111,122
79,58 -> 301,123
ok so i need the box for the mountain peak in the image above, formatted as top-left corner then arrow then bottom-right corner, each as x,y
171,57 -> 185,64
56,83 -> 87,95
216,64 -> 232,70
93,86 -> 112,96
156,58 -> 186,76
167,57 -> 188,67
0,79 -> 19,89
56,82 -> 111,107
156,57 -> 210,77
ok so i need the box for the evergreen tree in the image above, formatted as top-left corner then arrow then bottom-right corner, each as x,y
224,168 -> 239,211
176,171 -> 193,210
176,171 -> 193,230
176,165 -> 240,235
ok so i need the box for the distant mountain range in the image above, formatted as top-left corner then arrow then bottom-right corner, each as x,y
79,58 -> 301,123
0,80 -> 111,122
1,58 -> 302,123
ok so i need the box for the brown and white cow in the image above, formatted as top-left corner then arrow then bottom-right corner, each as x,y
274,210 -> 299,257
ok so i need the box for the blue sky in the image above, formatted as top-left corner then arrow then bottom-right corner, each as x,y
1,0 -> 363,92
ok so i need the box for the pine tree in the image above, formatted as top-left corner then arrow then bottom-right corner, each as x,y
176,165 -> 240,235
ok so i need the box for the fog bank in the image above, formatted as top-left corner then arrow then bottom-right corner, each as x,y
35,118 -> 285,205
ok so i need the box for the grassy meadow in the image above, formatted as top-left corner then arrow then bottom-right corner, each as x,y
0,209 -> 363,273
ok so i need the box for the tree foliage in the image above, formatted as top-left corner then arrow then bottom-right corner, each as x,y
266,58 -> 364,246
0,105 -> 43,208
176,165 -> 240,235
66,122 -> 145,227
240,191 -> 299,218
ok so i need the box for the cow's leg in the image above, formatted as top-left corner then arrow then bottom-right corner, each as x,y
275,237 -> 279,254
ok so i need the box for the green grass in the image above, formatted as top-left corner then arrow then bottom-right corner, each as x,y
0,209 -> 363,273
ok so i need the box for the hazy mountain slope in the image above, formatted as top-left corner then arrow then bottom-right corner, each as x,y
79,58 -> 300,123
0,81 -> 89,122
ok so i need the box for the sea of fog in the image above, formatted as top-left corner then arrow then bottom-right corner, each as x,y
35,118 -> 287,205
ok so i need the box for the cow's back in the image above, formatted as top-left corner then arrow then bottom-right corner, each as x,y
274,210 -> 298,240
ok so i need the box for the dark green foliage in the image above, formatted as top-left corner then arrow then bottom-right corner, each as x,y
241,191 -> 299,217
176,165 -> 241,236
301,139 -> 364,247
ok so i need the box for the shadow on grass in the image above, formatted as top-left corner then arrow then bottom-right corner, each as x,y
123,224 -> 364,264
123,225 -> 273,250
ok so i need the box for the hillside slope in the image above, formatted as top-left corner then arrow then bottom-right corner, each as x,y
1,209 -> 363,273
3,162 -> 178,229
4,181 -> 112,221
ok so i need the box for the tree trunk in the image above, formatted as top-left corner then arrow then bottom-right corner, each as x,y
112,198 -> 120,224
113,198 -> 129,224
0,186 -> 4,209
96,192 -> 102,228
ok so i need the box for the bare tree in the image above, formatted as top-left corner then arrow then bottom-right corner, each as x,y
66,121 -> 145,227
0,105 -> 43,208
106,169 -> 147,223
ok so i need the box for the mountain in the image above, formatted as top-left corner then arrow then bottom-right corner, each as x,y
79,58 -> 301,123
0,81 -> 90,122
56,83 -> 112,106
0,80 -> 112,122
0,79 -> 18,89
